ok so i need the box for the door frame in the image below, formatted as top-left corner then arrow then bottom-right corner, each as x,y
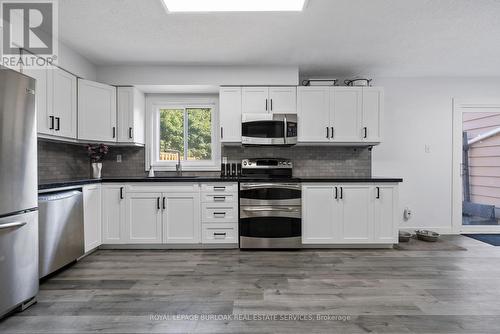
452,99 -> 500,233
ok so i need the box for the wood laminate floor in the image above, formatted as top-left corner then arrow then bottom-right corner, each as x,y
2,236 -> 500,333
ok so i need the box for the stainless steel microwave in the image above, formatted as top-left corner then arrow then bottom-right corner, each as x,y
241,113 -> 297,146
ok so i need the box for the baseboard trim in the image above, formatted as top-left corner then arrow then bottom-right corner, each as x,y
99,243 -> 239,250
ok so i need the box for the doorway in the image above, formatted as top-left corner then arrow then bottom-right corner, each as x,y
453,100 -> 500,233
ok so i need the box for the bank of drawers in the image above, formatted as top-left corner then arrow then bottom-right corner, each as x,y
201,183 -> 238,244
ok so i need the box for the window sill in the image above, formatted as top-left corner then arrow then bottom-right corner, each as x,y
148,165 -> 221,172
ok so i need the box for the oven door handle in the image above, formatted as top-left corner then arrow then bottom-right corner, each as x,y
241,184 -> 301,190
242,207 -> 300,212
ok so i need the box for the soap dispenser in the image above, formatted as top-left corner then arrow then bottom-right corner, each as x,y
148,166 -> 155,177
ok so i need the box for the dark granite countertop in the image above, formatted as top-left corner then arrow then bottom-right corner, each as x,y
39,177 -> 403,190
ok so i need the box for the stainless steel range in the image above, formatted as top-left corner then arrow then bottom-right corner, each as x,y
239,158 -> 301,249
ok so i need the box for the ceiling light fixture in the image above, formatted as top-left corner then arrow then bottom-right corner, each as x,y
162,0 -> 307,13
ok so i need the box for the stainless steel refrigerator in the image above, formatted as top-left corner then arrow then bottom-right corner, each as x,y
0,67 -> 39,318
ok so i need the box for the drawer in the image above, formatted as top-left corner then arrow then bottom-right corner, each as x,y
201,183 -> 238,193
201,203 -> 238,223
202,223 -> 238,244
202,193 -> 237,204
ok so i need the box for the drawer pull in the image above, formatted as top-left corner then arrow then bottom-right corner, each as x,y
213,232 -> 227,239
213,196 -> 226,202
213,212 -> 226,217
213,186 -> 226,191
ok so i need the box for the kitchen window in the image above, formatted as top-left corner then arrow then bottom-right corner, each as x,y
149,100 -> 220,171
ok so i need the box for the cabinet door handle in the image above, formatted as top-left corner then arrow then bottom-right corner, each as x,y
55,117 -> 60,131
163,197 -> 166,210
340,187 -> 343,199
331,127 -> 334,139
49,116 -> 54,130
363,127 -> 368,139
326,127 -> 329,139
120,187 -> 124,199
220,127 -> 223,139
334,186 -> 338,199
157,197 -> 160,210
112,127 -> 116,138
270,99 -> 273,111
129,127 -> 133,139
376,187 -> 380,199
265,99 -> 268,111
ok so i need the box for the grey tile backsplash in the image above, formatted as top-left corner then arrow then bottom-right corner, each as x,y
38,140 -> 371,183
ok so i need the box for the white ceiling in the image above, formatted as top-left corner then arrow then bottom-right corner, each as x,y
59,0 -> 500,77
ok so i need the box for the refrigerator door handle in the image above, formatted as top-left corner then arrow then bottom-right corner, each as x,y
0,221 -> 27,230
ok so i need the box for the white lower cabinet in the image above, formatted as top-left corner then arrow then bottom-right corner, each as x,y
125,191 -> 163,244
302,183 -> 397,245
163,192 -> 201,244
83,184 -> 102,252
101,185 -> 126,244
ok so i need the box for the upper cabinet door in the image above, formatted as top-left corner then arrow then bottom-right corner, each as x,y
117,87 -> 145,144
330,87 -> 363,142
23,68 -> 50,135
50,68 -> 77,139
219,87 -> 242,143
268,87 -> 297,114
297,87 -> 330,142
242,87 -> 269,114
78,79 -> 117,142
362,87 -> 383,143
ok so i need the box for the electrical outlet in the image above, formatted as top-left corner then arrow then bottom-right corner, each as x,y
116,154 -> 122,163
404,207 -> 412,220
425,145 -> 431,153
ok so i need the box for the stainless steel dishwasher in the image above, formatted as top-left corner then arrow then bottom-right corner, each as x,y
38,190 -> 84,278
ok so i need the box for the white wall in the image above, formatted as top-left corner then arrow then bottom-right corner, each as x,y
58,41 -> 97,80
96,65 -> 298,86
372,77 -> 500,233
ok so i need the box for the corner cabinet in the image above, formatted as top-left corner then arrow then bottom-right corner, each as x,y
78,79 -> 117,142
297,87 -> 383,145
117,87 -> 145,145
302,183 -> 397,245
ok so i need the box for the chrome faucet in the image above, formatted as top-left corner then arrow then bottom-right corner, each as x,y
175,151 -> 182,176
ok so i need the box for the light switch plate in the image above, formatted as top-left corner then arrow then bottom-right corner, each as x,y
116,154 -> 122,163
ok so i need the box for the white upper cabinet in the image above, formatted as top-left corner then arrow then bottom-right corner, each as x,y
117,87 -> 145,144
219,87 -> 242,143
242,87 -> 297,114
297,87 -> 330,142
49,68 -> 78,139
297,86 -> 382,145
242,87 -> 269,114
331,87 -> 363,142
268,87 -> 297,114
361,87 -> 383,142
24,67 -> 77,139
78,79 -> 117,142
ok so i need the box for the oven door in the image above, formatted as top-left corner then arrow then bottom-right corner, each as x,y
239,209 -> 302,242
239,183 -> 301,206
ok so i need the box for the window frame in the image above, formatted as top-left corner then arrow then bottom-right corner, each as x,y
146,95 -> 220,172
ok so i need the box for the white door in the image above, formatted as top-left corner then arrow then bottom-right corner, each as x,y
297,87 -> 330,142
101,185 -> 125,244
83,184 -> 102,252
78,79 -> 117,142
452,100 -> 500,233
242,87 -> 269,114
373,186 -> 397,243
219,87 -> 242,143
362,87 -> 383,142
338,185 -> 372,243
23,68 -> 51,135
331,87 -> 363,142
268,87 -> 297,114
302,185 -> 338,244
50,68 -> 77,139
163,192 -> 201,244
117,87 -> 133,143
125,192 -> 162,243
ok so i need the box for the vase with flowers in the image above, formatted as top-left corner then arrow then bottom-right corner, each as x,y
86,144 -> 109,179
